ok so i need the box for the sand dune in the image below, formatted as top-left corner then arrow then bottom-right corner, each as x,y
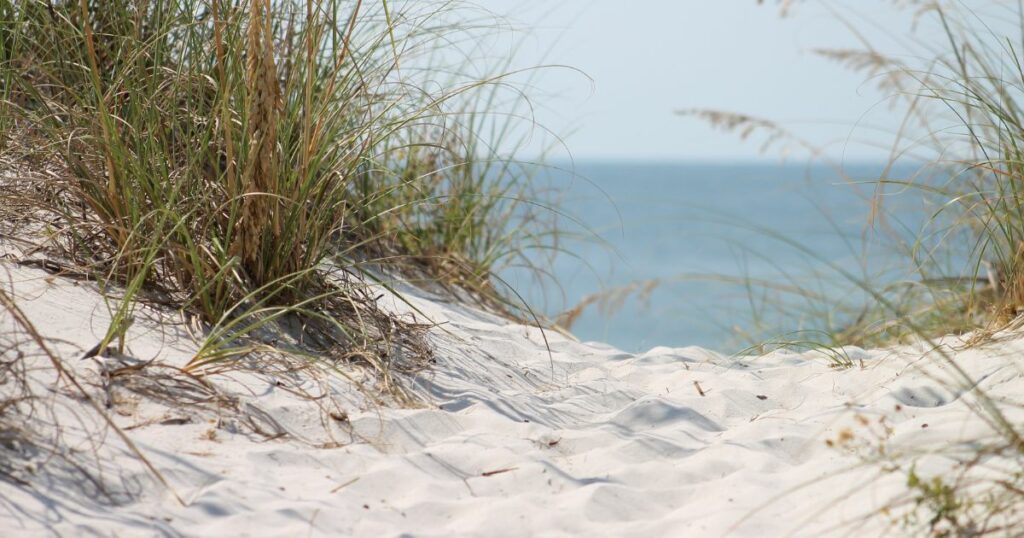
2,262 -> 1022,536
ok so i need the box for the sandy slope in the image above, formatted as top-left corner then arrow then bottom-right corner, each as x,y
2,261 -> 1023,537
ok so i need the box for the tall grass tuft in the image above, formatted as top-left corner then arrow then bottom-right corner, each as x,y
0,1 -> 558,372
668,2 -> 1024,348
725,2 -> 1024,533
802,1 -> 1024,340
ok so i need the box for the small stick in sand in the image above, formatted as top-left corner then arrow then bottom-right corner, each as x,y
330,477 -> 360,494
693,381 -> 706,397
481,467 -> 518,477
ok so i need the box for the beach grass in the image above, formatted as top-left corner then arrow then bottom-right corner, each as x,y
0,0 -> 566,504
0,0 -> 556,380
755,2 -> 1024,532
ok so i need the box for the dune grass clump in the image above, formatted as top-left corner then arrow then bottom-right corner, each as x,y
639,2 -> 1024,533
0,0 -> 554,371
856,3 -> 1024,531
0,0 -> 559,502
795,1 -> 1024,343
746,2 -> 1024,533
648,2 -> 1024,351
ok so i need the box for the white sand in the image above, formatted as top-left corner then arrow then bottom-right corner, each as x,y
2,261 -> 1023,537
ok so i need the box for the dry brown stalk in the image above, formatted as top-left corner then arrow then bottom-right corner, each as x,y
236,0 -> 284,284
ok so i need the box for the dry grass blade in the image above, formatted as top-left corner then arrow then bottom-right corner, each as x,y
0,284 -> 185,505
677,108 -> 825,157
812,48 -> 911,94
236,0 -> 284,285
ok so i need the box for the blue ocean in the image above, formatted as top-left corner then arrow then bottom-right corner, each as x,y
505,160 -> 931,353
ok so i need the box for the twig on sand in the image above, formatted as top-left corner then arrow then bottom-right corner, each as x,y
481,467 -> 518,477
330,477 -> 360,493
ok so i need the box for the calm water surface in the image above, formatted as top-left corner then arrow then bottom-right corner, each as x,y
505,160 -> 928,353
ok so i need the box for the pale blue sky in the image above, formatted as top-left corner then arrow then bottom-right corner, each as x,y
469,1 -> 950,161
